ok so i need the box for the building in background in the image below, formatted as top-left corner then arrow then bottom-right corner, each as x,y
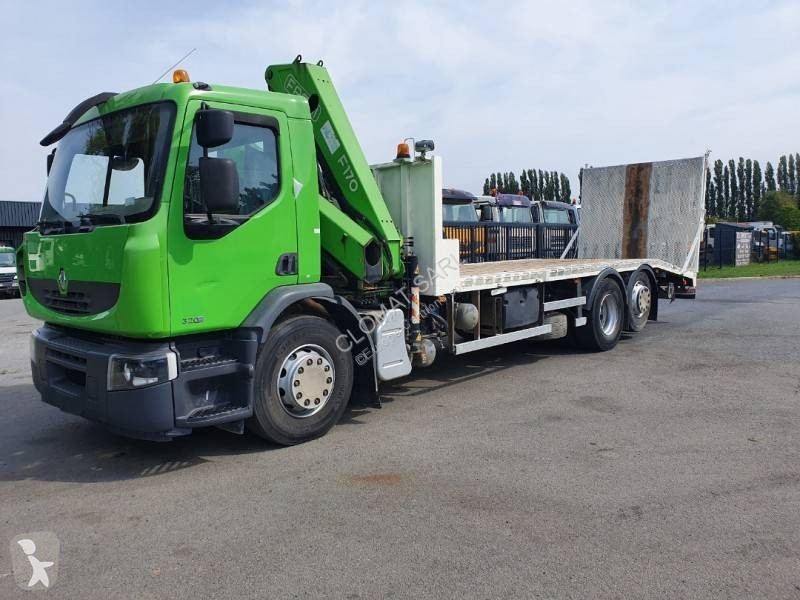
0,201 -> 40,248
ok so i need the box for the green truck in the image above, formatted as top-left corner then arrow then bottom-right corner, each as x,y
22,57 -> 701,445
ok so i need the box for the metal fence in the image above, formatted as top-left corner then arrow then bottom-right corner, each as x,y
443,223 -> 578,263
700,227 -> 797,270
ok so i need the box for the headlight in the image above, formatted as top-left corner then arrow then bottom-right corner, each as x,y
108,352 -> 178,391
13,274 -> 18,280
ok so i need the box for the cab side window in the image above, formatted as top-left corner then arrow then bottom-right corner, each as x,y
185,121 -> 280,217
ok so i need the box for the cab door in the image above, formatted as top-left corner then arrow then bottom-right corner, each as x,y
167,101 -> 298,336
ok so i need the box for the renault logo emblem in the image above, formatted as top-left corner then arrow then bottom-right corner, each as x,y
57,268 -> 68,295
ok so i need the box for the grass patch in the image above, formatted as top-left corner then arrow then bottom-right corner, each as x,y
698,259 -> 800,279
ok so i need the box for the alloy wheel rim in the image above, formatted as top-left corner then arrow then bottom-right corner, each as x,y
631,280 -> 651,319
598,292 -> 621,337
276,344 -> 335,419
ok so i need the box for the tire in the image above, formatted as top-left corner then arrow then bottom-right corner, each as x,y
247,315 -> 353,445
575,277 -> 624,352
625,270 -> 652,333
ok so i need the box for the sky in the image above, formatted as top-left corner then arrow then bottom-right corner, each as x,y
1,0 -> 799,203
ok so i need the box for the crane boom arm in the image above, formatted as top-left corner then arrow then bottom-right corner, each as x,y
266,59 -> 403,281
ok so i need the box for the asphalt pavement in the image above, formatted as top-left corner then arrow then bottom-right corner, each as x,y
1,279 -> 799,599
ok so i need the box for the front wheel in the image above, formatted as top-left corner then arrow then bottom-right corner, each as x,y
247,316 -> 353,445
575,277 -> 624,352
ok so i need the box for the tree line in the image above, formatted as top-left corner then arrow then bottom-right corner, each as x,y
483,170 -> 572,203
706,153 -> 800,223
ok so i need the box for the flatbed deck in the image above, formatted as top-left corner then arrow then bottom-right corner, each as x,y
457,258 -> 683,292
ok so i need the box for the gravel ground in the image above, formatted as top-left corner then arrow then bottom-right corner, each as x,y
0,279 -> 798,599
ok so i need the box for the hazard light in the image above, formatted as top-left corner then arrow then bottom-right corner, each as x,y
173,69 -> 191,83
395,142 -> 411,160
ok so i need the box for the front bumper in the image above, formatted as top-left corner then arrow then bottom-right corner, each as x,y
30,325 -> 256,441
31,325 -> 182,440
0,279 -> 18,294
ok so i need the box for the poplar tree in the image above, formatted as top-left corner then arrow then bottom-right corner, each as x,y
765,162 -> 776,191
728,159 -> 738,218
778,155 -> 788,190
552,171 -> 561,201
736,157 -> 746,221
752,160 -> 762,216
520,170 -> 529,197
713,159 -> 724,217
706,167 -> 717,217
483,178 -> 491,195
744,159 -> 753,219
528,170 -> 539,201
796,153 -> 800,199
789,154 -> 796,194
559,174 -> 571,203
723,164 -> 730,218
537,170 -> 545,200
707,179 -> 717,217
489,173 -> 497,193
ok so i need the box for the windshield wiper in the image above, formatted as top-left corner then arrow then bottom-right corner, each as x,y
36,218 -> 74,234
77,213 -> 126,225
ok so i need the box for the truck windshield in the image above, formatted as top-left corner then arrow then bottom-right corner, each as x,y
40,102 -> 175,232
497,207 -> 532,223
0,254 -> 14,267
442,203 -> 478,223
544,208 -> 571,224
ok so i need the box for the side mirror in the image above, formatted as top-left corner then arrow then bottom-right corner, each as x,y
480,206 -> 493,221
196,109 -> 234,148
199,157 -> 239,214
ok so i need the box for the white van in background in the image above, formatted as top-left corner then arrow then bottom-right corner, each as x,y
0,247 -> 18,298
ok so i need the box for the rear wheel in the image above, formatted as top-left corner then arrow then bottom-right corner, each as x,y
626,271 -> 652,332
247,315 -> 353,445
575,277 -> 624,352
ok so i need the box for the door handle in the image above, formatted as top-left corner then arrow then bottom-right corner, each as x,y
275,253 -> 298,275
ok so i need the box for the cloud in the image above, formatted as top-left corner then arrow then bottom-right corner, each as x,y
1,0 -> 799,202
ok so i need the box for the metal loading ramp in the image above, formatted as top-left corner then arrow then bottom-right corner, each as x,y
578,156 -> 707,280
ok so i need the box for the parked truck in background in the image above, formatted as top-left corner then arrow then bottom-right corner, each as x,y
531,200 -> 579,225
21,57 -> 703,445
442,188 -> 484,262
0,246 -> 19,297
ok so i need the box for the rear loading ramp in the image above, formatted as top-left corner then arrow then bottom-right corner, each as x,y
579,156 -> 707,282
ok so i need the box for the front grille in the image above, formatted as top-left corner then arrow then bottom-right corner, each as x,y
46,347 -> 88,368
181,355 -> 237,372
28,278 -> 120,316
44,344 -> 89,396
0,272 -> 14,283
42,289 -> 91,315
